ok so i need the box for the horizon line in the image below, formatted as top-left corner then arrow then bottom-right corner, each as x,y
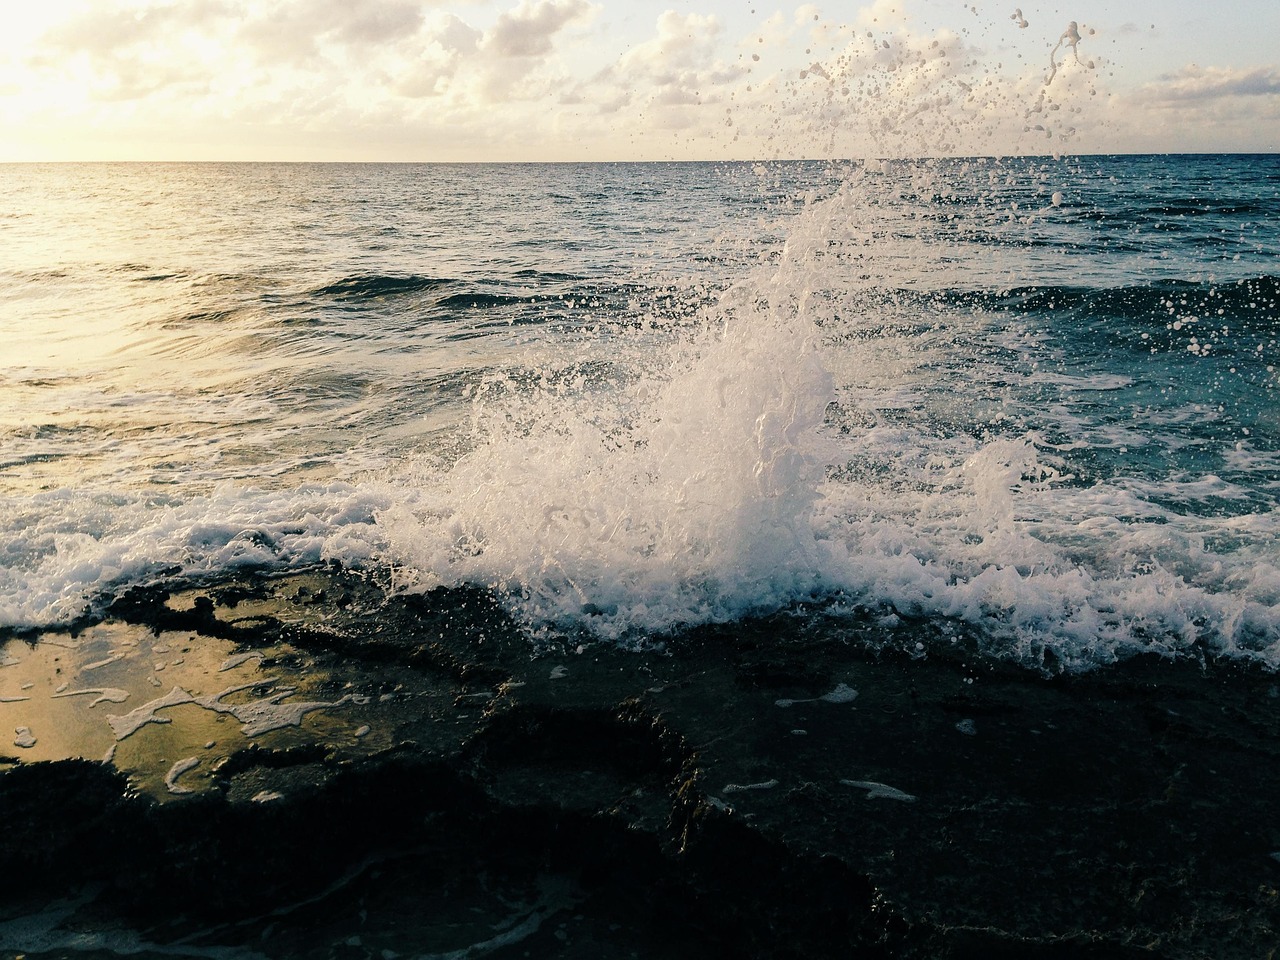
4,151 -> 1279,165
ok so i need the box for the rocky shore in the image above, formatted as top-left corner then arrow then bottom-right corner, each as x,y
2,567 -> 1278,958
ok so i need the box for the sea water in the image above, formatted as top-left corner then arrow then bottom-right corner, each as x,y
1,155 -> 1278,671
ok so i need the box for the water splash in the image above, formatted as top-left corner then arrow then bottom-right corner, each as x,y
381,199 -> 839,640
378,160 -> 1280,670
1046,21 -> 1095,86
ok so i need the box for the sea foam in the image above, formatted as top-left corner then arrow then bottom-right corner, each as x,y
0,483 -> 387,628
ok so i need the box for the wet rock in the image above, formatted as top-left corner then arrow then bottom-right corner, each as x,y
1,568 -> 1277,958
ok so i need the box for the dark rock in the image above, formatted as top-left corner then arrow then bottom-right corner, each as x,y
1,567 -> 1276,958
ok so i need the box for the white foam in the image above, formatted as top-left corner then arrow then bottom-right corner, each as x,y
0,893 -> 273,959
415,904 -> 554,960
776,683 -> 859,708
0,484 -> 387,630
218,689 -> 353,738
13,726 -> 36,748
164,756 -> 200,795
379,206 -> 836,642
1045,21 -> 1089,86
218,651 -> 265,672
840,779 -> 917,802
108,686 -> 193,740
51,687 -> 130,707
723,779 -> 780,793
3,163 -> 1277,677
106,680 -> 351,741
820,683 -> 858,703
82,653 -> 125,671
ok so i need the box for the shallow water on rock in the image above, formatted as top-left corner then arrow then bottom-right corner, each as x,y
0,578 -> 408,799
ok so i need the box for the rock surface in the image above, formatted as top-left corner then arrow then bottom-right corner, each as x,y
1,568 -> 1278,958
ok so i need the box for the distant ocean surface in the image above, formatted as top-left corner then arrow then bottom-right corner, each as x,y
2,156 -> 1277,671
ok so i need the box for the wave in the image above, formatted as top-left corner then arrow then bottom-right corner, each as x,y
311,274 -> 458,300
988,274 -> 1279,309
809,275 -> 1280,336
311,268 -> 596,304
435,291 -> 538,310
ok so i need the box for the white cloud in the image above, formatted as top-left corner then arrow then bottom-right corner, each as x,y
434,12 -> 483,54
236,0 -> 427,64
25,2 -> 234,104
42,1 -> 233,53
484,0 -> 593,58
581,10 -> 743,132
24,0 -> 431,108
392,14 -> 480,98
331,1 -> 426,44
1100,63 -> 1280,153
464,0 -> 597,102
852,0 -> 910,33
619,10 -> 725,83
731,17 -> 1033,158
1143,64 -> 1280,102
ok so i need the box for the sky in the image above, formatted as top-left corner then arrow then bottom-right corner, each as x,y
1,0 -> 1277,161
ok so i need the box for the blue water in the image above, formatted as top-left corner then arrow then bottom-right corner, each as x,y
1,156 -> 1277,670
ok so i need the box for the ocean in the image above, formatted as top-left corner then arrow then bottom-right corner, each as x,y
3,156 -> 1277,669
2,156 -> 1280,957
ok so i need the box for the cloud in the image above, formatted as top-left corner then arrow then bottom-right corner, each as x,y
619,10 -> 722,78
37,0 -> 435,79
852,0 -> 911,33
392,13 -> 480,98
738,18 -> 1017,158
7,2 -> 1273,161
28,1 -> 236,102
465,0 -> 596,103
331,1 -> 425,44
434,12 -> 483,54
483,0 -> 593,58
1096,62 -> 1280,154
237,0 -> 427,64
1142,64 -> 1280,102
590,10 -> 742,128
41,0 -> 233,54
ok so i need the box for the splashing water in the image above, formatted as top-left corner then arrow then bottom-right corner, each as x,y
1046,21 -> 1096,86
380,195 -> 840,640
376,159 -> 1280,668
